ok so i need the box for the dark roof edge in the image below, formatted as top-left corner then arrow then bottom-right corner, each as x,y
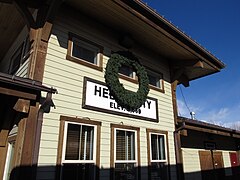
0,72 -> 57,94
178,116 -> 240,135
121,0 -> 225,69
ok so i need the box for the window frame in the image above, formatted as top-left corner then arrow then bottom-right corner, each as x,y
56,116 -> 101,180
110,59 -> 165,93
146,129 -> 169,180
3,136 -> 17,180
66,33 -> 103,71
8,36 -> 31,75
114,128 -> 138,164
9,43 -> 24,75
110,124 -> 140,180
149,132 -> 167,163
147,69 -> 164,93
61,121 -> 97,164
119,64 -> 135,79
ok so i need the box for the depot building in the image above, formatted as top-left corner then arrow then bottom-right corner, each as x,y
1,1 -> 237,180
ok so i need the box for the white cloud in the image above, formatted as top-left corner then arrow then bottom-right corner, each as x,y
177,100 -> 189,117
177,99 -> 202,119
177,99 -> 240,129
200,108 -> 230,126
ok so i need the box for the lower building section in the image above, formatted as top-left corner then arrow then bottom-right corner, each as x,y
182,148 -> 240,180
179,117 -> 240,180
50,115 -> 174,180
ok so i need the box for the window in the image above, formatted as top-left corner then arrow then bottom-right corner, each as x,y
9,36 -> 30,75
147,129 -> 168,180
67,33 -> 103,71
111,124 -> 140,180
119,64 -> 134,78
147,70 -> 163,89
59,116 -> 101,180
150,133 -> 166,162
63,123 -> 95,161
9,44 -> 23,75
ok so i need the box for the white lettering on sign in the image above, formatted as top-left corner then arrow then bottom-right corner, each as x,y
83,79 -> 158,121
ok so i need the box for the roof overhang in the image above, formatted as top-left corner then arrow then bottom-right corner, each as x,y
65,0 -> 225,84
0,0 -> 225,84
177,117 -> 240,138
0,72 -> 56,146
0,72 -> 56,96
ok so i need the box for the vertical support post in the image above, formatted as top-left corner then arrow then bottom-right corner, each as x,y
172,80 -> 185,180
14,20 -> 53,179
28,22 -> 52,82
18,103 -> 39,180
171,80 -> 179,125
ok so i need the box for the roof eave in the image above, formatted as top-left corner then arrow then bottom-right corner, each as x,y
0,72 -> 57,94
178,116 -> 240,136
122,0 -> 225,70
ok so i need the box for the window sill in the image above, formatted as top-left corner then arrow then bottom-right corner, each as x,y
119,74 -> 138,84
66,54 -> 103,72
149,85 -> 165,93
118,75 -> 165,93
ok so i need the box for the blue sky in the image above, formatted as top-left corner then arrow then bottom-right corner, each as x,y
143,0 -> 240,127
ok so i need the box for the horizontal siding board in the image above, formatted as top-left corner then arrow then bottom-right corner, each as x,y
15,58 -> 29,77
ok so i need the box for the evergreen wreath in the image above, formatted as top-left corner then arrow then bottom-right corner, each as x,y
105,51 -> 149,110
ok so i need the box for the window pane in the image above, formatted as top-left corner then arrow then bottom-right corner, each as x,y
22,36 -> 30,63
116,130 -> 126,160
148,73 -> 161,88
10,45 -> 23,75
151,134 -> 158,160
151,134 -> 166,160
65,124 -> 80,160
116,130 -> 135,161
158,135 -> 166,160
127,131 -> 135,160
80,125 -> 94,160
119,65 -> 134,77
72,43 -> 96,64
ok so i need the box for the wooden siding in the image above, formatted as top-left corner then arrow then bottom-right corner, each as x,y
38,13 -> 177,180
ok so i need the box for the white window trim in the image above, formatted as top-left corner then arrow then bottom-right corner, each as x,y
114,128 -> 138,165
71,37 -> 100,65
3,142 -> 14,180
147,70 -> 163,89
62,121 -> 97,164
149,132 -> 167,163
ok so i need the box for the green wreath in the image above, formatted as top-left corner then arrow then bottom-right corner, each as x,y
105,51 -> 149,110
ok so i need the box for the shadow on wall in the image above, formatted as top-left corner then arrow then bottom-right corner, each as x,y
8,164 -> 240,180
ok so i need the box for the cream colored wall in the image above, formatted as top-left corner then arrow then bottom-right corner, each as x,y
222,150 -> 233,176
37,13 -> 177,180
0,26 -> 29,77
182,148 -> 234,179
182,148 -> 202,180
